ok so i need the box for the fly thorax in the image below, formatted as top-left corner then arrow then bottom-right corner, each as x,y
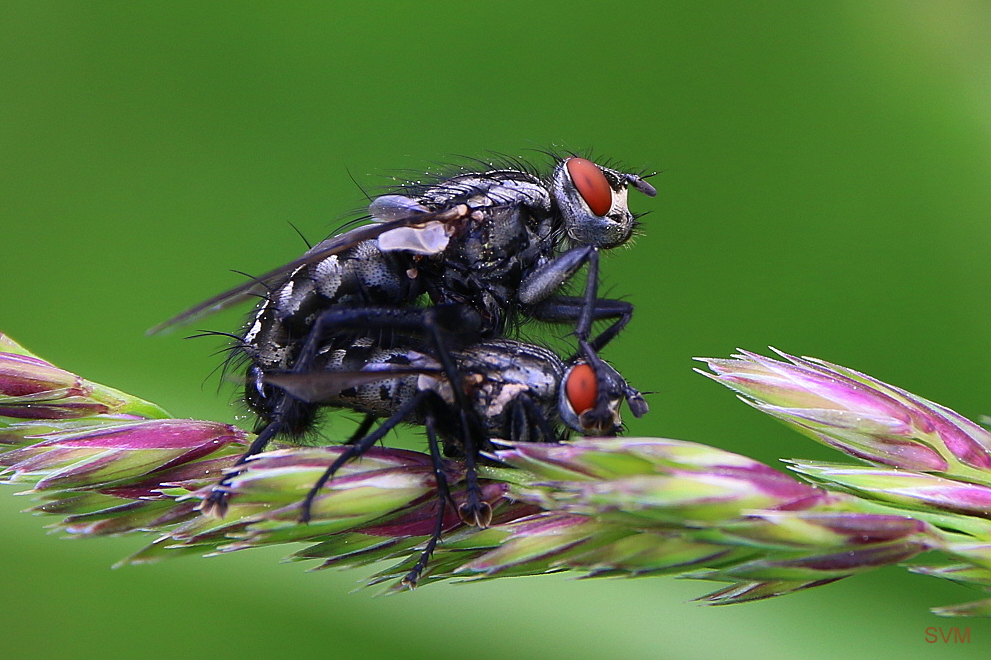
482,177 -> 552,212
483,205 -> 526,253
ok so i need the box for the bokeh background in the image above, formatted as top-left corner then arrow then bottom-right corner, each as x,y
4,2 -> 991,658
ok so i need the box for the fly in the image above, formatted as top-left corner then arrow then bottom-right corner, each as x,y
151,151 -> 657,522
257,336 -> 626,586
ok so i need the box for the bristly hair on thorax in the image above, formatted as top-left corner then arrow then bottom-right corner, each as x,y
326,147 -> 654,235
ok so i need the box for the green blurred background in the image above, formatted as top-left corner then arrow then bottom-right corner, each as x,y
3,2 -> 991,658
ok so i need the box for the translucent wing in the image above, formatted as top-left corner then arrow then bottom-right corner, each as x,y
263,366 -> 442,403
147,203 -> 468,335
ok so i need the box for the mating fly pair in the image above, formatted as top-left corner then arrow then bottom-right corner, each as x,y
152,152 -> 657,543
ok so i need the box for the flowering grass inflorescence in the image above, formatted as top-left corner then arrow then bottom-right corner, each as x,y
3,334 -> 991,615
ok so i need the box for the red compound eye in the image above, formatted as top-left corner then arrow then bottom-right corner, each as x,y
565,363 -> 597,415
566,157 -> 612,216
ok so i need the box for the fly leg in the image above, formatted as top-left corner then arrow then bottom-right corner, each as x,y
530,294 -> 647,425
292,304 -> 491,527
200,303 -> 455,519
508,392 -> 560,443
519,247 -> 647,433
572,247 -> 623,426
299,390 -> 428,523
200,329 -> 330,517
345,413 -> 377,445
402,407 -> 455,588
200,423 -> 277,518
200,383 -> 303,518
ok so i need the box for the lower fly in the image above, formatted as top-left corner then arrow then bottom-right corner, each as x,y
249,336 -> 626,586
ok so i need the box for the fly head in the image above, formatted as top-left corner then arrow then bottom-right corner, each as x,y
559,359 -> 625,436
552,157 -> 657,249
